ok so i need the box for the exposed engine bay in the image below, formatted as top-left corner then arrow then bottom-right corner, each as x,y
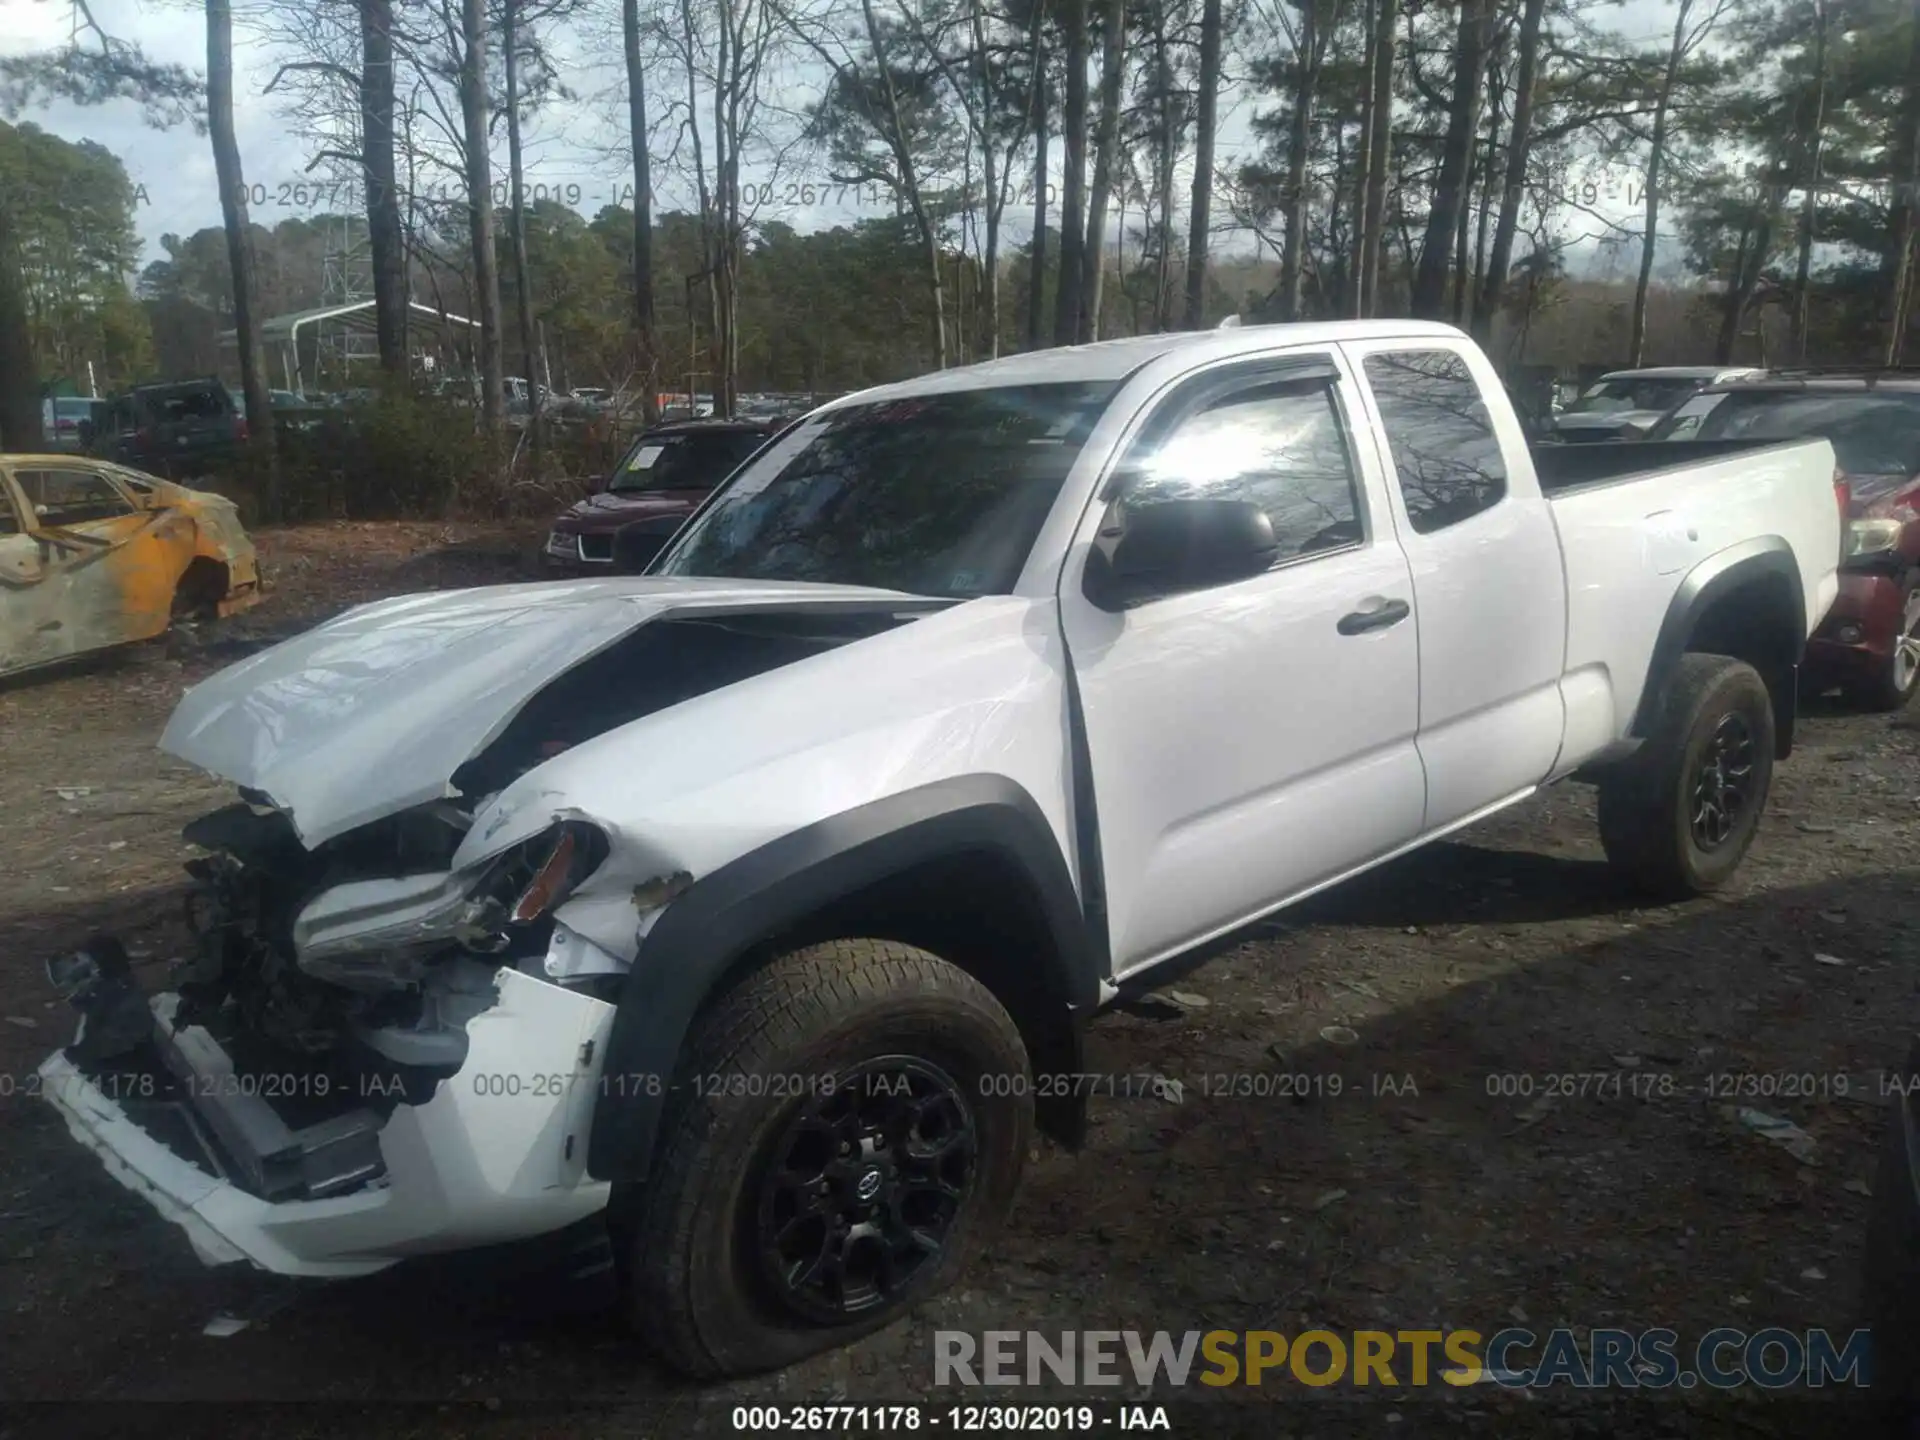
51,602 -> 926,1207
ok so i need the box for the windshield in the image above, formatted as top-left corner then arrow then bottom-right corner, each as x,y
653,381 -> 1117,597
1565,377 -> 1701,416
1674,391 -> 1920,475
609,429 -> 768,494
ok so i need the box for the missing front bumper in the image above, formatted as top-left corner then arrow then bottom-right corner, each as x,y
39,964 -> 621,1277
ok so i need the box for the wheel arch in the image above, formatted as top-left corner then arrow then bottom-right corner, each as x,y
585,775 -> 1099,1183
1634,537 -> 1807,759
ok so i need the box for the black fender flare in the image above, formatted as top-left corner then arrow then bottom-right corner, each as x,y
584,774 -> 1098,1182
1632,536 -> 1808,757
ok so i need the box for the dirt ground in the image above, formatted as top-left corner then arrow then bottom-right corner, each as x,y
0,524 -> 1915,1438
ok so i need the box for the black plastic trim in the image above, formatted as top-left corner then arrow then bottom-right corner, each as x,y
585,775 -> 1096,1182
1632,536 -> 1808,757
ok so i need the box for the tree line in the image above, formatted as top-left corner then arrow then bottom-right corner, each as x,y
3,0 -> 1920,514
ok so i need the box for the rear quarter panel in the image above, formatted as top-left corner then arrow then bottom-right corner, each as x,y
1548,437 -> 1840,758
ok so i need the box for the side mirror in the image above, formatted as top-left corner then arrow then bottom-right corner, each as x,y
1087,497 -> 1279,609
585,473 -> 609,494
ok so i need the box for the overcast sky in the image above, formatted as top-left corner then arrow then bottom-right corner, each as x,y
5,0 -> 1681,277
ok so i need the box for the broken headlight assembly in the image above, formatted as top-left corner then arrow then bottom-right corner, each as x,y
291,819 -> 611,989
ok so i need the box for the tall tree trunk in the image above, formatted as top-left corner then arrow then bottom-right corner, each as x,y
360,0 -> 406,374
1717,193 -> 1777,363
503,0 -> 539,450
1882,0 -> 1920,361
460,0 -> 504,434
1451,54 -> 1488,327
1183,0 -> 1223,327
862,0 -> 946,367
1790,0 -> 1828,364
1358,0 -> 1398,317
1055,0 -> 1089,344
1476,0 -> 1545,338
1349,0 -> 1375,318
1469,117 -> 1496,331
0,204 -> 41,450
623,0 -> 657,417
1410,0 -> 1488,318
1629,0 -> 1694,367
1026,2 -> 1049,350
971,0 -> 1000,358
208,0 -> 278,515
1080,0 -> 1126,341
1152,0 -> 1176,329
1277,0 -> 1323,321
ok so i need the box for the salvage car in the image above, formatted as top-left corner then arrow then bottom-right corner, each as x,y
0,456 -> 261,678
542,417 -> 779,574
38,321 -> 1841,1378
1550,365 -> 1761,443
1647,374 -> 1920,709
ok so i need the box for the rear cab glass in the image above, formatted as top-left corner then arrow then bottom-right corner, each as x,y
609,429 -> 768,493
1361,351 -> 1509,534
1683,390 -> 1920,477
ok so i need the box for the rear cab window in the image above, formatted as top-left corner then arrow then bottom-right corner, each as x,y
609,429 -> 768,493
1361,350 -> 1509,534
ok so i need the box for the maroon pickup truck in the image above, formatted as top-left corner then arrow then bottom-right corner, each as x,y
542,418 -> 779,573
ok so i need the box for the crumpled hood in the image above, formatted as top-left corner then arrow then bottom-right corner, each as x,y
159,577 -> 923,847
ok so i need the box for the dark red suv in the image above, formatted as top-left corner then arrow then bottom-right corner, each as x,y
1648,375 -> 1920,709
542,418 -> 780,574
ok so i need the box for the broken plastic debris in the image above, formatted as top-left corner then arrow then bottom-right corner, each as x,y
1165,990 -> 1209,1009
1812,953 -> 1849,967
1319,1025 -> 1359,1045
202,1314 -> 249,1338
1149,1075 -> 1183,1104
50,787 -> 92,801
4,1016 -> 36,1029
1729,1106 -> 1818,1165
1800,1266 -> 1827,1282
1311,1188 -> 1347,1210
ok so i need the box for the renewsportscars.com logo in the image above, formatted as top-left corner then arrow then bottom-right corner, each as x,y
933,1328 -> 1874,1390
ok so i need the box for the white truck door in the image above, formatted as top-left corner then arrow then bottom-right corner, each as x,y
1343,342 -> 1569,832
1059,353 -> 1427,979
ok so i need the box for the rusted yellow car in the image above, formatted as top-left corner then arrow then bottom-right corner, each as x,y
0,455 -> 261,678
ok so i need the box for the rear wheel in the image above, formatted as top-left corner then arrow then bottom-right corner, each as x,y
1850,576 -> 1920,713
617,939 -> 1032,1378
1598,653 -> 1775,899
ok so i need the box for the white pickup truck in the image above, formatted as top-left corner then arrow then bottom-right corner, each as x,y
40,321 -> 1841,1377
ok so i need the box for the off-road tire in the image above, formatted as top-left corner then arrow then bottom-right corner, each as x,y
1847,573 -> 1920,713
1597,653 -> 1775,900
617,939 -> 1032,1379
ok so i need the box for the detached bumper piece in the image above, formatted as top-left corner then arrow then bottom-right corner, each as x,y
39,936 -> 621,1278
47,938 -> 386,1205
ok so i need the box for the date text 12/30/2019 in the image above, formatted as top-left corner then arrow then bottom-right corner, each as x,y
730,1404 -> 1173,1432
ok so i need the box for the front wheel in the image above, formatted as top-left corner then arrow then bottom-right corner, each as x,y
618,939 -> 1032,1379
1598,653 -> 1776,899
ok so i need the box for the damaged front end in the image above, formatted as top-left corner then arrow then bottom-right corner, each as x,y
37,798 -> 632,1274
39,580 -> 945,1275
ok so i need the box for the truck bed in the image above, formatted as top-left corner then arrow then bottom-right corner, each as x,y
1531,437 -> 1823,494
1538,433 -> 1841,764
